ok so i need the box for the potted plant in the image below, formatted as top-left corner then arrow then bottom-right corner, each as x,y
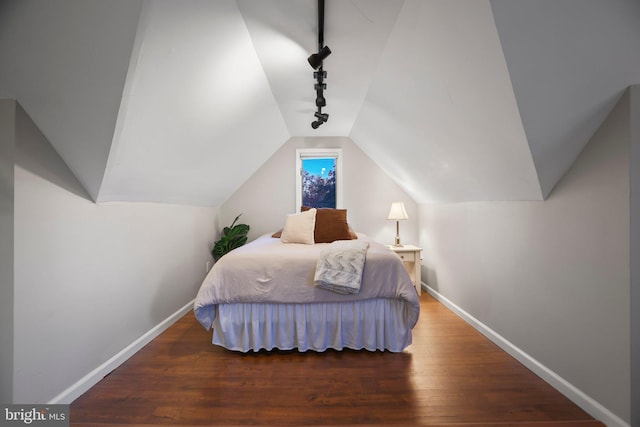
212,214 -> 250,261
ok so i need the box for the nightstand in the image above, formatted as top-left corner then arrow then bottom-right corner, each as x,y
386,244 -> 423,295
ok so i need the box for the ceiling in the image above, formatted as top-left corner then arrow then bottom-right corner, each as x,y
1,0 -> 639,205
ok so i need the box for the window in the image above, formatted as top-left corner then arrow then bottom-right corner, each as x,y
296,149 -> 343,210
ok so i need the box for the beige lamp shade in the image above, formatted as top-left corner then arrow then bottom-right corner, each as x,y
387,202 -> 409,220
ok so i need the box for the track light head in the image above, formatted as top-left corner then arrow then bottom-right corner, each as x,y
307,45 -> 332,70
311,111 -> 329,129
314,111 -> 329,122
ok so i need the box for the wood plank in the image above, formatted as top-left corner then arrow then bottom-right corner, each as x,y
70,294 -> 605,426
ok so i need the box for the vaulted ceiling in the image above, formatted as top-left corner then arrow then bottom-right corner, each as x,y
1,0 -> 639,206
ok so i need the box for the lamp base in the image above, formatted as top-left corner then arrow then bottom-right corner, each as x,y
392,220 -> 404,246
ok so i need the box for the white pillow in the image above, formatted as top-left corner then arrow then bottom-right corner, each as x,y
280,208 -> 317,244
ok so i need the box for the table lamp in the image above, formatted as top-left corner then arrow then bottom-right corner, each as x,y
387,202 -> 408,246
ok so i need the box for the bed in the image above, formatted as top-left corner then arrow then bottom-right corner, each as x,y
193,208 -> 420,353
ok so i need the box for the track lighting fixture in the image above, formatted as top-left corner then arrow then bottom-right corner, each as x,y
309,0 -> 330,129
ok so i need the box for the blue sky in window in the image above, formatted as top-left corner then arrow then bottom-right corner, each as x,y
303,158 -> 335,176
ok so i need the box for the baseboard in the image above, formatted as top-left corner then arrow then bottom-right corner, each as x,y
48,299 -> 195,405
422,283 -> 629,427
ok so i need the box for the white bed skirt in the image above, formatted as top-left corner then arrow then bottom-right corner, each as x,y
212,299 -> 413,353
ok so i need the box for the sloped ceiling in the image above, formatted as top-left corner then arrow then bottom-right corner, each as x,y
1,0 -> 639,206
0,0 -> 143,201
98,0 -> 289,205
350,0 -> 541,202
491,0 -> 640,199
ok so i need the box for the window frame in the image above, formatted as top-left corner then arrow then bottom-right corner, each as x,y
295,148 -> 343,211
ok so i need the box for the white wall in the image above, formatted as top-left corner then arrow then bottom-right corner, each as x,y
0,100 -> 15,403
221,136 -> 418,246
419,92 -> 631,423
12,106 -> 218,403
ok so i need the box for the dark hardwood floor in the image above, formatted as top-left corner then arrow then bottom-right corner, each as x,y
71,293 -> 604,426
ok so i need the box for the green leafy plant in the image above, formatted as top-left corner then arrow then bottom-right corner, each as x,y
212,214 -> 250,261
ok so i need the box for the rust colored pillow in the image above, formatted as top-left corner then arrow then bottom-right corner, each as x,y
301,206 -> 353,243
272,229 -> 282,238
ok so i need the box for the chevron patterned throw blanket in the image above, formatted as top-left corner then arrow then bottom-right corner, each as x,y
314,240 -> 370,295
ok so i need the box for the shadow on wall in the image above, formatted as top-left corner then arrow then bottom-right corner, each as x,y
14,102 -> 92,201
